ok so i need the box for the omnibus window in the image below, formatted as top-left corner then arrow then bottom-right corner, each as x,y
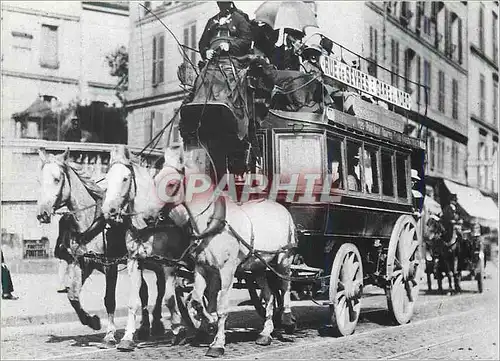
396,154 -> 408,199
363,145 -> 379,194
381,151 -> 394,197
346,141 -> 362,192
327,137 -> 343,189
277,133 -> 323,182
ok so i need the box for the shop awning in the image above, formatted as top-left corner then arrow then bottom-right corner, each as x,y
443,179 -> 499,229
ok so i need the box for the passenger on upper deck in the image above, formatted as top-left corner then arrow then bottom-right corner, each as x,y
198,1 -> 253,63
272,28 -> 304,71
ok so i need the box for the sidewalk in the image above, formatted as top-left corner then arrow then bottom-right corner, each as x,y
1,260 -> 250,328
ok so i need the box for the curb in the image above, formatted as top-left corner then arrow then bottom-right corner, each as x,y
1,306 -> 132,328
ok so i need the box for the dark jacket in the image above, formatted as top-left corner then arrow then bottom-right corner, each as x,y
198,7 -> 252,60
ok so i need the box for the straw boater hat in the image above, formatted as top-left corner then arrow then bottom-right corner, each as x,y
411,169 -> 421,181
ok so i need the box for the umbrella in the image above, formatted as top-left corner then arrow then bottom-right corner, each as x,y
255,1 -> 318,32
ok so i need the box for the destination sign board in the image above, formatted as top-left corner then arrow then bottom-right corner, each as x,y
319,55 -> 412,110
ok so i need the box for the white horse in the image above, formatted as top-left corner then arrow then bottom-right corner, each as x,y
156,145 -> 298,358
37,148 -> 122,346
101,145 -> 190,351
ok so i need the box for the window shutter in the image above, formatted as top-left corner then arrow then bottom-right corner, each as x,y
458,18 -> 463,64
152,35 -> 157,84
190,24 -> 196,64
158,34 -> 165,83
183,27 -> 189,64
40,25 -> 58,68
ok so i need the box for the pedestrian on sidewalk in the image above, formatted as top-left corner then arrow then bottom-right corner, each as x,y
1,250 -> 18,300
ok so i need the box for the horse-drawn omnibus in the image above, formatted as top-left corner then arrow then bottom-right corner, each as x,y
252,94 -> 426,335
97,18 -> 429,354
175,31 -> 428,337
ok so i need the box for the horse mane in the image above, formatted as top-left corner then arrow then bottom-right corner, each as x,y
65,162 -> 104,201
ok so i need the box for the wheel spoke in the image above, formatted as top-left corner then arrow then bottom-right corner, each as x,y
347,298 -> 357,323
337,281 -> 345,292
351,261 -> 361,281
407,240 -> 419,261
335,289 -> 346,302
404,279 -> 414,303
337,297 -> 347,325
345,253 -> 355,280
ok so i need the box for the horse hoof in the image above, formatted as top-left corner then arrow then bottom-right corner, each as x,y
136,326 -> 150,341
205,347 -> 224,358
281,313 -> 296,335
151,321 -> 165,337
102,338 -> 117,348
256,335 -> 272,346
171,328 -> 188,346
117,339 -> 136,352
88,315 -> 101,331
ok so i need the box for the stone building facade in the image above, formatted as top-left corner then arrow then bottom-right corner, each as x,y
126,1 -> 470,196
466,1 -> 499,198
1,1 -> 129,139
1,1 -> 130,259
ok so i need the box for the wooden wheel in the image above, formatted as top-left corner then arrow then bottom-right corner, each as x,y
386,215 -> 422,325
329,243 -> 363,336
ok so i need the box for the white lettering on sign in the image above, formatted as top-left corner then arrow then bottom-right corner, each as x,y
319,55 -> 412,110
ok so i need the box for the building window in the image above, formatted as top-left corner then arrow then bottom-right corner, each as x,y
404,49 -> 415,93
484,144 -> 489,188
183,23 -> 197,67
492,143 -> 498,191
423,60 -> 431,106
416,55 -> 421,104
494,81 -> 499,124
153,111 -> 163,148
369,26 -> 378,76
478,135 -> 486,188
152,33 -> 165,86
437,137 -> 445,171
458,18 -> 463,64
452,79 -> 458,119
40,24 -> 58,69
493,12 -> 498,64
480,74 -> 485,120
451,142 -> 458,176
479,4 -> 485,51
428,134 -> 435,171
391,38 -> 399,87
12,31 -> 33,51
444,8 -> 451,57
438,70 -> 445,113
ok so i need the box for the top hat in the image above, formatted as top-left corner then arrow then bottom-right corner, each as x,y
411,169 -> 421,181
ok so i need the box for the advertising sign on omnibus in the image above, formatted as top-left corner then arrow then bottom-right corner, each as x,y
320,55 -> 412,111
